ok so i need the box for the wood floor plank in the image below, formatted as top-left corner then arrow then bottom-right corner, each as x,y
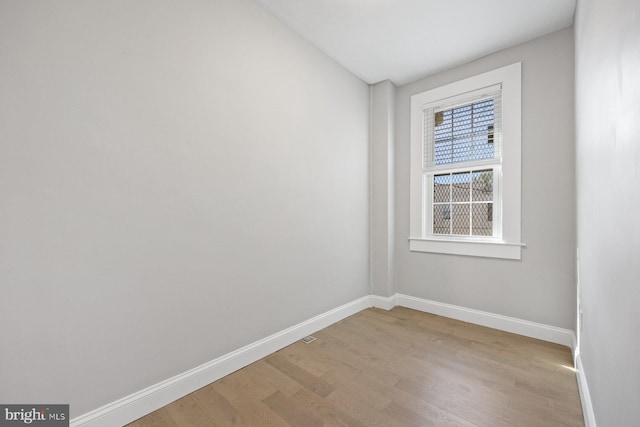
262,390 -> 324,427
264,353 -> 335,398
211,376 -> 290,427
163,395 -> 214,426
127,408 -> 178,427
321,371 -> 391,411
324,388 -> 402,427
384,399 -> 477,427
393,377 -> 513,427
292,387 -> 367,427
126,307 -> 584,427
190,384 -> 249,426
241,361 -> 304,398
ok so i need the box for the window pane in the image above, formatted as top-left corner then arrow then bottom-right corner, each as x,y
472,203 -> 493,236
472,170 -> 493,201
433,174 -> 451,203
451,204 -> 471,235
451,172 -> 470,202
433,204 -> 451,234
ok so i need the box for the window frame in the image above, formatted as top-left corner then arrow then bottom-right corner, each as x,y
409,62 -> 522,260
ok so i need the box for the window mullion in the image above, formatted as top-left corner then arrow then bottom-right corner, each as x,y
450,111 -> 454,165
471,104 -> 475,160
449,174 -> 453,235
469,169 -> 473,235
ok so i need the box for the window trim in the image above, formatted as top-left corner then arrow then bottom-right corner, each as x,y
409,62 -> 522,260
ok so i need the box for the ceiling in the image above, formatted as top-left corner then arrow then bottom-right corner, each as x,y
253,0 -> 576,85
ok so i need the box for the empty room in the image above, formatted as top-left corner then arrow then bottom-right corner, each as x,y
1,0 -> 638,426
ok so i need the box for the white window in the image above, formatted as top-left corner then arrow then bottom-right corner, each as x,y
409,63 -> 522,259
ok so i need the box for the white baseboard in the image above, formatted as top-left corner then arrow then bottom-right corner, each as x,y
575,353 -> 597,427
395,293 -> 575,347
70,296 -> 371,427
370,294 -> 396,310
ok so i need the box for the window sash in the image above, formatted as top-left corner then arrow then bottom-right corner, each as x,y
423,86 -> 502,170
424,165 -> 502,240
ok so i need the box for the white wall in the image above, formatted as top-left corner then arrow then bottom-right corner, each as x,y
0,0 -> 369,417
394,29 -> 576,329
574,0 -> 640,424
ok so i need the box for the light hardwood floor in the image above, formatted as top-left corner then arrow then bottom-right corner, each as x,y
127,307 -> 584,426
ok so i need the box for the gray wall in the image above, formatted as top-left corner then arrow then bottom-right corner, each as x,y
394,28 -> 576,329
575,0 -> 640,424
0,0 -> 369,416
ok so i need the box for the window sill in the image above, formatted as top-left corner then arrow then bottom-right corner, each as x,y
408,238 -> 523,260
